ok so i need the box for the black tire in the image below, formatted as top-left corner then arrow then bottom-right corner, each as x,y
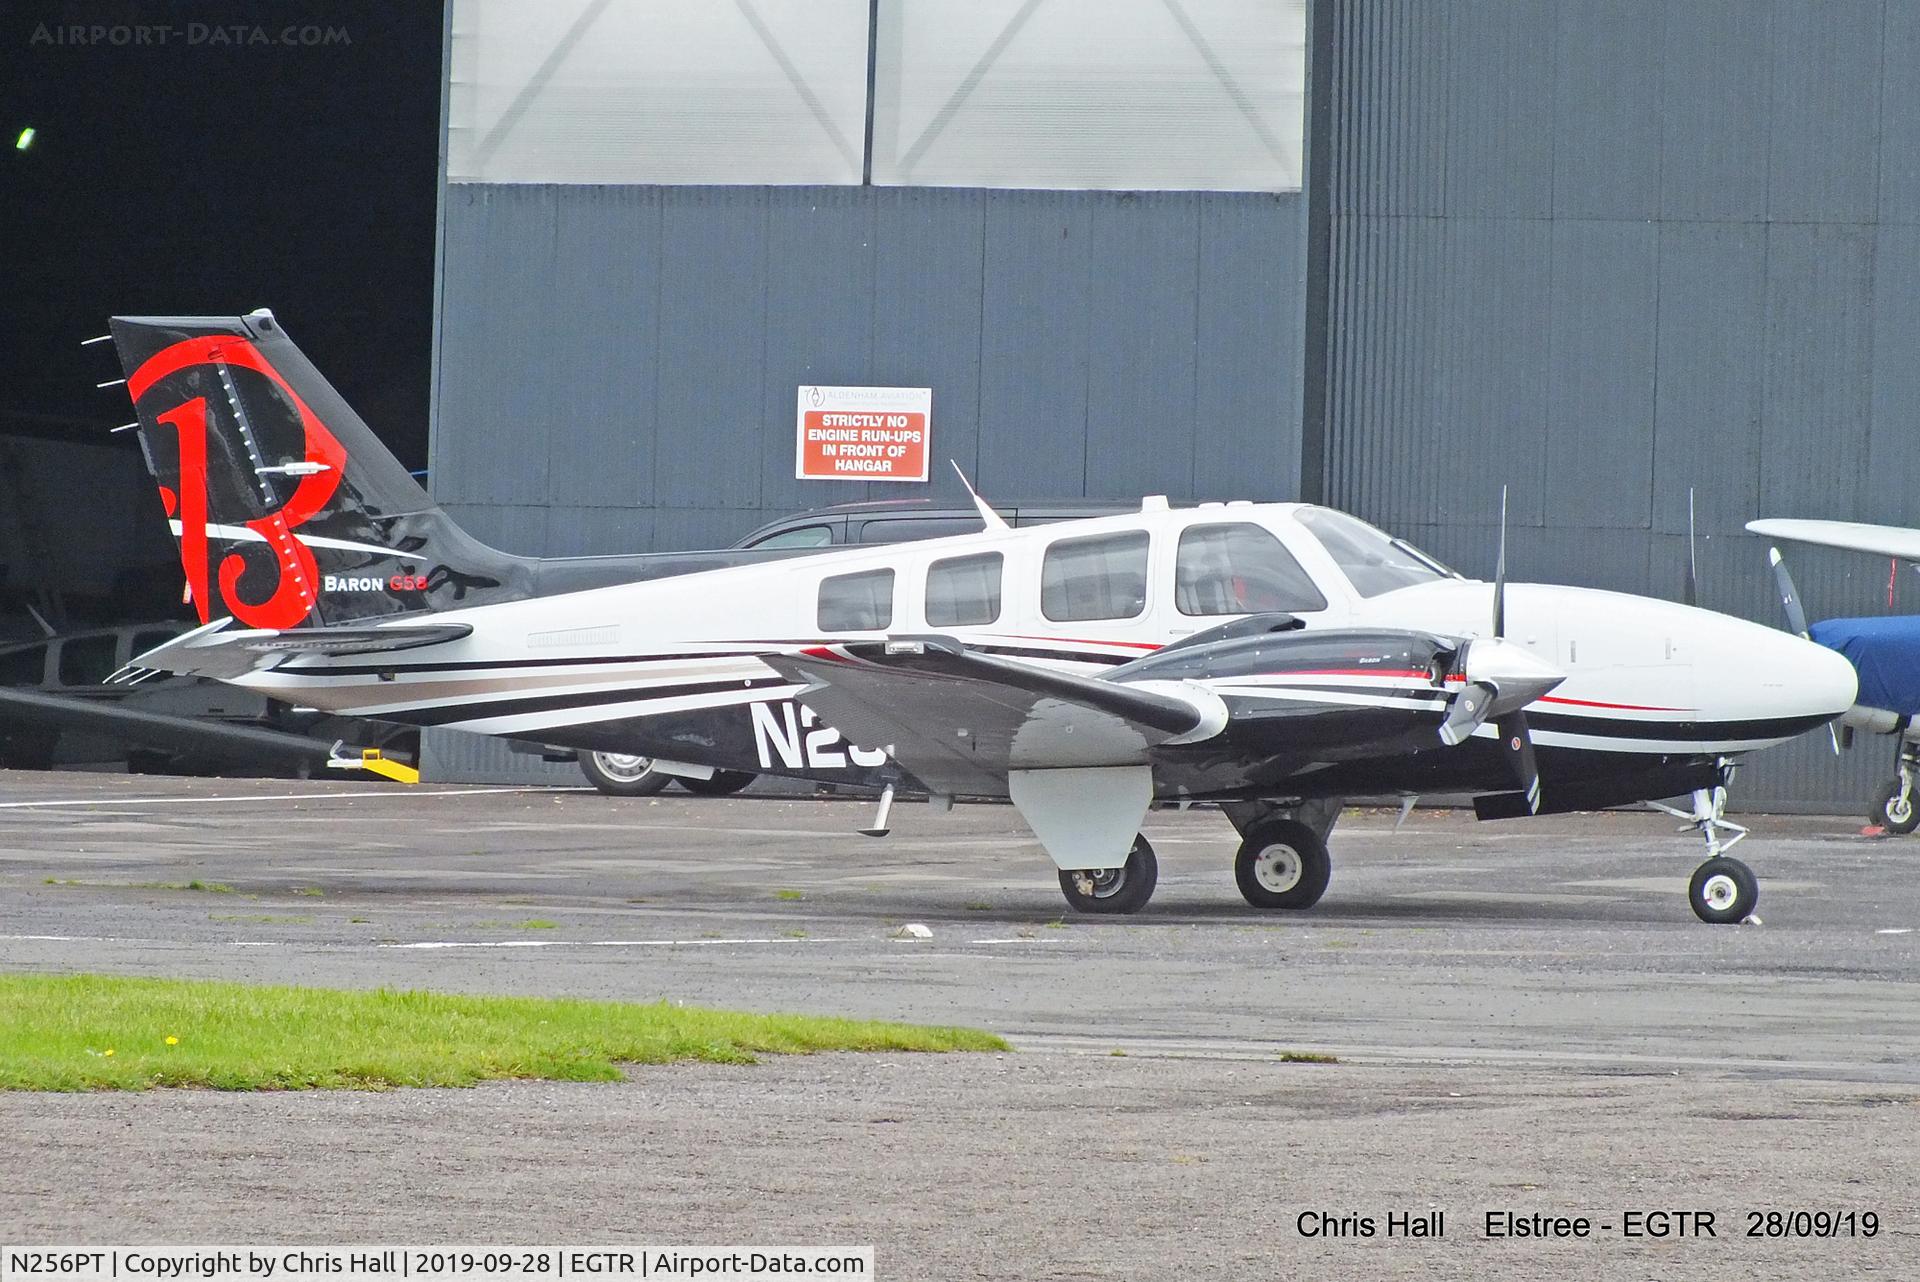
677,770 -> 755,796
1058,834 -> 1158,915
1234,818 -> 1333,910
1871,778 -> 1920,834
577,749 -> 671,797
1688,855 -> 1758,924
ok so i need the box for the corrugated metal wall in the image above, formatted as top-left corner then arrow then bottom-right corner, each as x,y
427,182 -> 1305,780
434,184 -> 1305,554
1315,0 -> 1920,811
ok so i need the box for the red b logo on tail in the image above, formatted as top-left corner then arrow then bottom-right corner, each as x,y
129,336 -> 347,629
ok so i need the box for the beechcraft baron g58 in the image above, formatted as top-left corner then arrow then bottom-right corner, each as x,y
97,312 -> 1855,923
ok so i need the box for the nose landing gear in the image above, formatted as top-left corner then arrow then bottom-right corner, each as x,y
1870,742 -> 1920,834
1652,783 -> 1758,924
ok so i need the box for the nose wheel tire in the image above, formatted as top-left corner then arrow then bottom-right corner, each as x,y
1234,818 -> 1332,910
1688,855 -> 1758,924
1058,835 -> 1158,915
577,749 -> 672,797
1871,778 -> 1919,834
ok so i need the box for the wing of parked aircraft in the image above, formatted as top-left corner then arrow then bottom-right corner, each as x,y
1746,518 -> 1920,563
762,637 -> 1224,795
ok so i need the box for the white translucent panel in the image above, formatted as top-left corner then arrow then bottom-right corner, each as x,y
449,0 -> 871,184
871,0 -> 1305,191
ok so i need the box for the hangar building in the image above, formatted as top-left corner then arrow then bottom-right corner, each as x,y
429,0 -> 1920,810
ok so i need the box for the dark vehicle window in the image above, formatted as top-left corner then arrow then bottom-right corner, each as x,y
818,568 -> 895,631
1042,530 -> 1150,622
926,552 -> 1003,627
857,517 -> 987,545
1176,523 -> 1327,616
1296,508 -> 1453,598
753,524 -> 834,549
0,644 -> 48,685
132,629 -> 180,658
56,634 -> 118,687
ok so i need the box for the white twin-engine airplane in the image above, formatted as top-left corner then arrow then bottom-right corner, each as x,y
101,311 -> 1854,923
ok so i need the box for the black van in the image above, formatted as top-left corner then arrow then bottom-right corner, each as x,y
735,498 -> 1140,549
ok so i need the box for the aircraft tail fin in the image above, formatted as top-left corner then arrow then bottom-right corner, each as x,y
107,310 -> 530,629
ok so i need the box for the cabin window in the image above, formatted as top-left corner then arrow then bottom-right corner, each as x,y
818,568 -> 895,631
1041,530 -> 1150,622
1295,507 -> 1453,598
926,552 -> 1003,626
1175,523 -> 1328,616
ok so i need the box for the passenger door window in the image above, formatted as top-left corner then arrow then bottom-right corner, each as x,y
753,524 -> 834,549
926,552 -> 1003,627
1175,523 -> 1328,616
818,568 -> 895,631
1041,531 -> 1150,622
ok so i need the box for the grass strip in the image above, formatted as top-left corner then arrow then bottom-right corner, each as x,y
0,973 -> 1006,1092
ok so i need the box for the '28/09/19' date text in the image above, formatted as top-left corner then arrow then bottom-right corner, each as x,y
1293,1209 -> 1882,1240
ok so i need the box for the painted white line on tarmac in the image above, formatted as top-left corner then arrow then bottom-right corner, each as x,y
1,931 -> 1070,952
968,937 -> 1069,945
379,936 -> 857,950
0,786 -> 557,810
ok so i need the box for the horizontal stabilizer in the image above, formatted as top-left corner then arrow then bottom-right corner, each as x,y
132,618 -> 472,679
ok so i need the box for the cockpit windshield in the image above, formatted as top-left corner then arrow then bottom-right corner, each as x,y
1294,508 -> 1458,598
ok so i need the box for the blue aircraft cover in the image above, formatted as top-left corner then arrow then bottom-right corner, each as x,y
1809,616 -> 1920,716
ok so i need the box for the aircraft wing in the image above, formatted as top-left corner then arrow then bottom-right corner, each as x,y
1746,518 -> 1920,563
0,686 -> 343,771
761,638 -> 1222,796
131,618 -> 474,680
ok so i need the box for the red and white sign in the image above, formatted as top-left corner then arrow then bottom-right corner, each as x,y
796,385 -> 931,482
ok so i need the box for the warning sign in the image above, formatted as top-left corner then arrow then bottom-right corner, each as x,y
796,385 -> 931,482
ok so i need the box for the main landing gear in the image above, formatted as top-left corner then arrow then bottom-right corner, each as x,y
1233,817 -> 1333,910
1058,834 -> 1158,914
1224,799 -> 1339,912
1652,784 -> 1759,924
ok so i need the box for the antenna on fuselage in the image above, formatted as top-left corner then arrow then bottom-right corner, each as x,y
949,460 -> 1010,533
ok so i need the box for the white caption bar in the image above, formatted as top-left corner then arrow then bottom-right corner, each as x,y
2,1249 -> 873,1282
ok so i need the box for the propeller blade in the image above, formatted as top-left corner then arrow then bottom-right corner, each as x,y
1498,712 -> 1542,814
1768,546 -> 1811,638
1683,487 -> 1699,607
1439,679 -> 1498,746
1492,486 -> 1509,638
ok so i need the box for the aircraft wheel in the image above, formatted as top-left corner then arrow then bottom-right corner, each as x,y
678,770 -> 755,796
1058,834 -> 1158,915
577,749 -> 671,797
1688,856 -> 1758,924
1234,818 -> 1332,910
1870,778 -> 1920,834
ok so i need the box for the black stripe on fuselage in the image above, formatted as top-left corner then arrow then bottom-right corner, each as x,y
1525,709 -> 1833,743
388,677 -> 794,727
299,641 -> 1132,679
